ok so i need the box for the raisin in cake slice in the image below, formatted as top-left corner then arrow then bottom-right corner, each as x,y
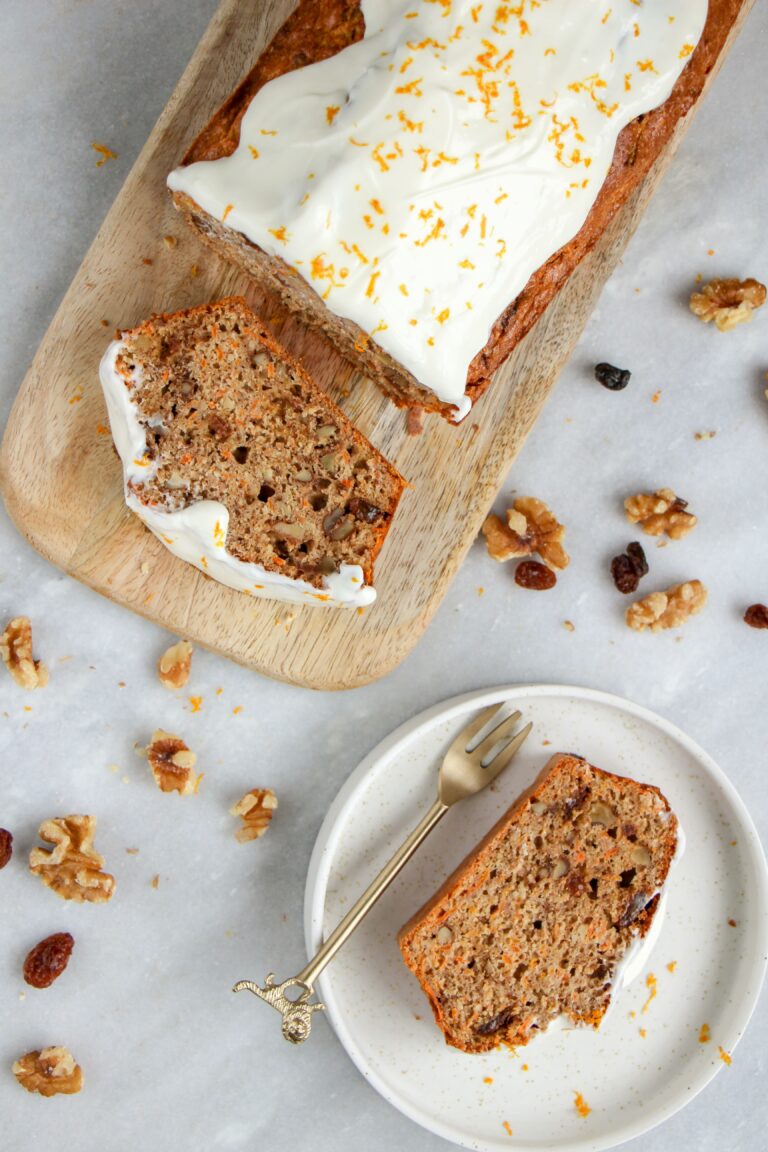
99,298 -> 404,607
398,753 -> 679,1053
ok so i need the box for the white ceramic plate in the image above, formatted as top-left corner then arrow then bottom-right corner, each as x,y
304,685 -> 768,1152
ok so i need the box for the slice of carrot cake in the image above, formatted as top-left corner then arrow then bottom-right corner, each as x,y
99,298 -> 404,607
399,753 -> 679,1052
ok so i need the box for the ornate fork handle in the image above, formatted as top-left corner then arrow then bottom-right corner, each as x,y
233,975 -> 325,1043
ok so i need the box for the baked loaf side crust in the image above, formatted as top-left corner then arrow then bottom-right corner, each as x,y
172,0 -> 746,417
398,753 -> 678,1053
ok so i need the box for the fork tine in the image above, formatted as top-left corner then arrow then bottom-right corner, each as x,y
447,703 -> 504,756
482,722 -> 533,784
473,710 -> 523,762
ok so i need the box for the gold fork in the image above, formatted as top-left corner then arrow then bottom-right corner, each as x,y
234,703 -> 532,1043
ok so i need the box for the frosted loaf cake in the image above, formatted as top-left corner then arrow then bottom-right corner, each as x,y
167,0 -> 725,420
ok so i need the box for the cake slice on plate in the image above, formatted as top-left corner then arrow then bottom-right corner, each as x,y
399,753 -> 679,1052
99,298 -> 404,607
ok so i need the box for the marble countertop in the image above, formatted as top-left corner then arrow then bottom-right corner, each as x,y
1,3 -> 766,1151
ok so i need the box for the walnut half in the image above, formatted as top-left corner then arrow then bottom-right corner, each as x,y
1,616 -> 48,689
13,1047 -> 83,1096
157,640 -> 193,690
29,815 -> 115,903
624,488 -> 697,540
690,277 -> 766,332
231,789 -> 278,842
482,497 -> 569,569
145,730 -> 200,795
626,580 -> 708,632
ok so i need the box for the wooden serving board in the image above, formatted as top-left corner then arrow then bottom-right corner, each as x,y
0,1 -> 751,690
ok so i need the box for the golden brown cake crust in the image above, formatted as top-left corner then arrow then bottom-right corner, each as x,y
175,0 -> 748,415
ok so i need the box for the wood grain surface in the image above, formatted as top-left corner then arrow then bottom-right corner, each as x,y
0,0 -> 751,690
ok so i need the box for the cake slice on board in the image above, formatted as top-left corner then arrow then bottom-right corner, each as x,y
99,298 -> 404,608
399,753 -> 679,1052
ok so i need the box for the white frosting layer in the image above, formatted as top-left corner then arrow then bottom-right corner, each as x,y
169,0 -> 707,412
99,341 -> 376,608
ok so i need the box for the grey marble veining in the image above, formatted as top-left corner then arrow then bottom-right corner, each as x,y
1,3 -> 766,1151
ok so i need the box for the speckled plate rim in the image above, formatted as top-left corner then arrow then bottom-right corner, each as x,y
304,685 -> 768,1152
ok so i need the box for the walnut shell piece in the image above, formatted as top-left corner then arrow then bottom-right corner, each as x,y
12,1047 -> 83,1096
157,640 -> 193,690
626,580 -> 708,632
145,730 -> 201,795
29,816 -> 115,903
1,616 -> 49,690
689,277 -> 766,332
624,488 -> 697,540
230,788 -> 278,842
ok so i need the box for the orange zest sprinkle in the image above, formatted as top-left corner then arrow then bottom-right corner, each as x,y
574,1092 -> 591,1118
222,203 -> 234,222
269,225 -> 290,244
641,972 -> 657,1013
259,128 -> 278,136
718,1046 -> 732,1066
699,1023 -> 711,1044
667,961 -> 677,973
366,271 -> 381,299
326,105 -> 340,124
483,1076 -> 493,1084
502,1121 -> 513,1137
233,706 -> 243,715
188,696 -> 203,713
92,142 -> 118,167
248,146 -> 259,159
436,307 -> 450,324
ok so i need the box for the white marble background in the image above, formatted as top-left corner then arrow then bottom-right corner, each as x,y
1,2 -> 766,1151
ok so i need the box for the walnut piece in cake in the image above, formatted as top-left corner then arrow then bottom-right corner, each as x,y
145,730 -> 200,795
157,640 -> 193,690
626,580 -> 708,632
1,616 -> 48,689
482,497 -> 568,569
29,816 -> 115,903
624,488 -> 697,540
231,789 -> 278,842
689,277 -> 766,332
13,1047 -> 83,1096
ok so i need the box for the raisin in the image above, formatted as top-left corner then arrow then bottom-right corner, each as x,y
515,560 -> 556,590
611,541 -> 649,594
0,828 -> 12,869
616,889 -> 650,929
595,362 -> 631,391
347,497 -> 384,523
475,1005 -> 517,1036
744,604 -> 768,629
207,413 -> 231,440
23,933 -> 75,989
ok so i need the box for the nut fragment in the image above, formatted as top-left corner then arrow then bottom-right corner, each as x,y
552,857 -> 570,879
630,845 -> 652,868
689,277 -> 766,332
624,488 -> 697,540
626,580 -> 708,632
482,497 -> 568,570
530,800 -> 548,816
0,828 -> 12,869
515,560 -> 557,590
436,925 -> 453,945
23,933 -> 75,988
13,1047 -> 83,1096
744,604 -> 768,630
611,541 -> 649,594
1,616 -> 49,690
157,640 -> 193,690
29,816 -> 115,903
145,730 -> 200,795
589,801 -> 618,828
230,788 -> 278,842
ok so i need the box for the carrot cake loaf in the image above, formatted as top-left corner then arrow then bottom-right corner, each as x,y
99,298 -> 404,607
167,0 -> 734,420
399,752 -> 680,1052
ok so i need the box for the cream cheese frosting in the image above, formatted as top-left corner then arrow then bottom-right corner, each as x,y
99,341 -> 376,608
168,0 -> 707,414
